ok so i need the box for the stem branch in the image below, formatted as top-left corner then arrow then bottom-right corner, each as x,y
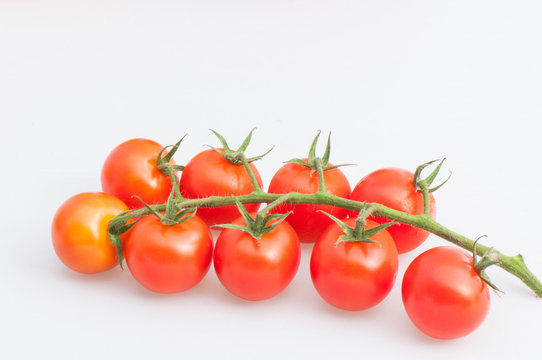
315,158 -> 327,193
237,152 -> 263,193
417,180 -> 431,216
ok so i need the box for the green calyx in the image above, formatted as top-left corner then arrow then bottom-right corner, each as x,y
156,135 -> 186,174
285,131 -> 353,173
473,236 -> 504,295
107,209 -> 141,269
207,128 -> 274,165
213,199 -> 292,244
136,195 -> 197,227
156,136 -> 187,202
318,205 -> 397,246
108,184 -> 196,267
413,158 -> 452,193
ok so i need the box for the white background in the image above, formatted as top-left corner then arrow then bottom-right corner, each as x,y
1,1 -> 541,359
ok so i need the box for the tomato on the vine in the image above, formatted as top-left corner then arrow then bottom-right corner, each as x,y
213,214 -> 301,301
402,246 -> 490,339
179,149 -> 263,225
101,138 -> 174,209
349,167 -> 436,253
51,192 -> 128,274
310,218 -> 398,311
268,159 -> 351,243
125,214 -> 213,294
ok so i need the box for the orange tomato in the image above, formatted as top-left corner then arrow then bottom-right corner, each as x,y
52,192 -> 128,274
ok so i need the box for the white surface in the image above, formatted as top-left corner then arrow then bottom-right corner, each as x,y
1,1 -> 542,359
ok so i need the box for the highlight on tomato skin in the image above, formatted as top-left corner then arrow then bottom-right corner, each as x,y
267,159 -> 351,243
51,192 -> 129,274
401,246 -> 491,340
310,218 -> 399,311
125,214 -> 213,294
213,214 -> 301,301
101,138 -> 174,209
349,167 -> 436,254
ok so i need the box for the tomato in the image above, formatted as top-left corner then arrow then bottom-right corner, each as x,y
179,149 -> 263,225
51,192 -> 128,274
310,218 -> 398,310
349,168 -> 436,253
125,214 -> 213,294
267,159 -> 351,243
213,214 -> 301,301
402,246 -> 490,339
101,138 -> 174,209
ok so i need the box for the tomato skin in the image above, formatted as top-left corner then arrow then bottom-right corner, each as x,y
213,215 -> 301,301
52,192 -> 128,274
267,160 -> 351,243
101,138 -> 173,209
179,149 -> 263,226
310,218 -> 398,310
125,214 -> 213,294
402,246 -> 490,339
349,168 -> 436,253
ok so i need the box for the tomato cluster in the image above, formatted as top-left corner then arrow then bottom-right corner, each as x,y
51,133 -> 491,340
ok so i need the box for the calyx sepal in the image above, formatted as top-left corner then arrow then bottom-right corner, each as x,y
207,128 -> 274,165
157,135 -> 186,174
413,158 -> 452,193
107,209 -> 141,268
318,209 -> 397,247
285,131 -> 354,173
473,236 -> 504,295
135,194 -> 197,227
213,199 -> 292,244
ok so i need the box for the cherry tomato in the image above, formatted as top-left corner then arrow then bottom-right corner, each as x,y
125,214 -> 213,294
310,218 -> 398,310
267,159 -> 351,243
213,215 -> 301,301
101,138 -> 174,209
52,192 -> 128,274
179,149 -> 263,225
349,168 -> 436,253
402,246 -> 490,339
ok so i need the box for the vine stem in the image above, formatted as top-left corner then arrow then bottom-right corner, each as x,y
110,190 -> 542,297
236,152 -> 263,193
417,180 -> 432,216
314,158 -> 327,193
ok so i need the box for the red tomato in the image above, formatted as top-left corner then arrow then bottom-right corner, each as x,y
125,214 -> 213,294
310,218 -> 398,310
101,138 -> 174,209
349,168 -> 436,253
402,246 -> 490,339
213,215 -> 301,301
52,192 -> 128,274
267,159 -> 351,243
179,149 -> 263,225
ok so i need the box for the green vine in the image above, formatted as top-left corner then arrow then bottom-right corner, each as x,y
107,131 -> 542,298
